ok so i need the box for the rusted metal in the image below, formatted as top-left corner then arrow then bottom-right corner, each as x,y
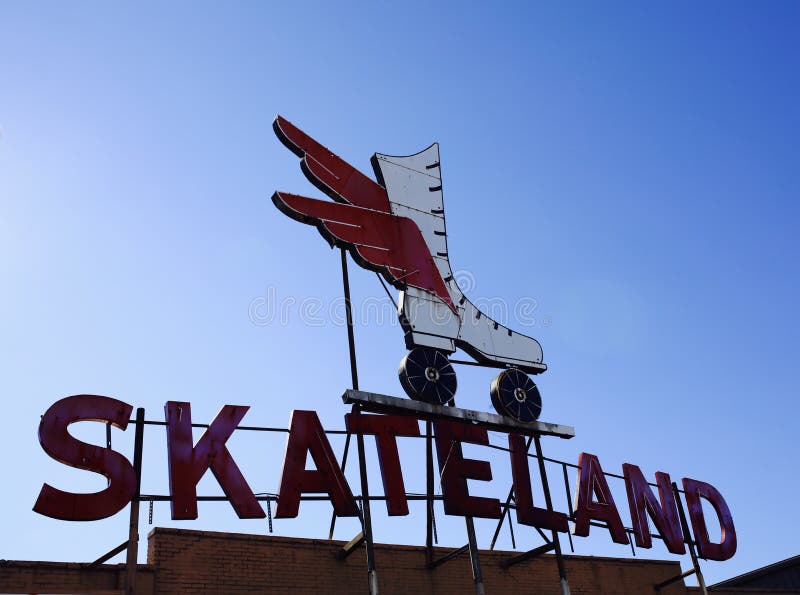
354,407 -> 379,594
534,434 -> 570,593
341,248 -> 360,393
673,482 -> 708,594
654,567 -> 697,591
125,407 -> 144,595
342,389 -> 574,438
427,544 -> 469,569
336,531 -> 365,560
500,542 -> 556,569
340,249 -> 379,595
425,420 -> 434,566
328,430 -> 352,539
87,540 -> 128,569
490,436 -> 532,551
464,516 -> 486,595
562,463 -> 575,553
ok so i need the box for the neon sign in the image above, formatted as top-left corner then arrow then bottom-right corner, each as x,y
33,395 -> 736,562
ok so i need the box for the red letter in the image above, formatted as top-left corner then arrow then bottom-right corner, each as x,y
34,395 -> 136,521
433,421 -> 500,519
508,434 -> 568,532
345,413 -> 420,516
275,410 -> 358,518
623,464 -> 685,554
682,478 -> 736,561
573,452 -> 629,544
165,401 -> 264,520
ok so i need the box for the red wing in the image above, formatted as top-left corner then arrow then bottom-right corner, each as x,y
274,116 -> 391,213
273,192 -> 455,312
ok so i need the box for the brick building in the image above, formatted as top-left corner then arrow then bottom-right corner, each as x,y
1,527 -> 692,594
4,527 -> 797,594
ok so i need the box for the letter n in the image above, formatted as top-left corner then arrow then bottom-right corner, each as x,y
623,464 -> 685,554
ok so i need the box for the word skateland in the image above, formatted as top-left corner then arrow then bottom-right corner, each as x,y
33,395 -> 736,562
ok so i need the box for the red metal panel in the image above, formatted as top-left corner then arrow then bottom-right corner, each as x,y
275,410 -> 359,519
345,413 -> 420,516
165,401 -> 265,520
273,191 -> 455,312
274,115 -> 391,213
433,420 -> 501,519
573,452 -> 629,544
33,395 -> 136,521
682,477 -> 737,561
622,464 -> 685,554
508,434 -> 568,532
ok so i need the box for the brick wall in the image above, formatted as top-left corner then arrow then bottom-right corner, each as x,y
0,528 -> 691,594
0,560 -> 154,594
146,528 -> 688,595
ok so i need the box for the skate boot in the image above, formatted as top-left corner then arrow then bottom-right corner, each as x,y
272,116 -> 546,422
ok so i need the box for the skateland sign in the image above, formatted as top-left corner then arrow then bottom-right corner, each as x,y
33,394 -> 736,562
31,117 -> 736,595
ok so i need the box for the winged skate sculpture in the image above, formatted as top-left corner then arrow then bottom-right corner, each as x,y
272,116 -> 546,422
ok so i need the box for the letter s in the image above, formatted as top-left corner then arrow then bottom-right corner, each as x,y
33,395 -> 136,521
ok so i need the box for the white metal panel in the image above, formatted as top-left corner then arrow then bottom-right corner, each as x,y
398,287 -> 458,352
456,296 -> 545,368
375,143 -> 546,373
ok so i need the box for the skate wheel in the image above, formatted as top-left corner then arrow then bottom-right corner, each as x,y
398,347 -> 457,405
490,368 -> 542,422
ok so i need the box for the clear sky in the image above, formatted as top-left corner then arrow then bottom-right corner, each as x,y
1,0 -> 798,587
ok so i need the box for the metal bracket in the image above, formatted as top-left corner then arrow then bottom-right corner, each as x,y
500,542 -> 556,569
342,389 -> 575,438
336,531 -> 365,561
86,540 -> 129,569
653,568 -> 697,591
427,544 -> 469,569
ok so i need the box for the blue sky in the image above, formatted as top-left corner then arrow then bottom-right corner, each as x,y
1,0 -> 798,587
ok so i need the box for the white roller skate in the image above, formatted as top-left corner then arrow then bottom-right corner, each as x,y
273,116 -> 546,422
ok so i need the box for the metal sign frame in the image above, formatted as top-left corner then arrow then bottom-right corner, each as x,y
69,250 -> 708,595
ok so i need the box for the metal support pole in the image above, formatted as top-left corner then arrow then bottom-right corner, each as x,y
355,408 -> 379,594
341,248 -> 359,391
490,435 -> 534,550
106,422 -> 112,486
533,434 -> 570,595
561,463 -> 575,553
673,482 -> 708,595
465,516 -> 486,595
425,420 -> 434,566
445,396 -> 486,595
427,544 -> 469,569
340,248 -> 378,595
328,431 -> 352,539
125,408 -> 144,595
